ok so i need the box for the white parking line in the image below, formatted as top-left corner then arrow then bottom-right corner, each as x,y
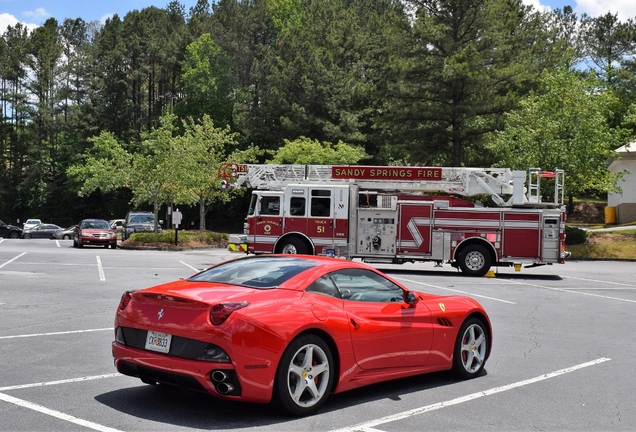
0,252 -> 27,269
0,373 -> 121,392
563,276 -> 636,288
502,279 -> 636,303
0,327 -> 113,340
0,392 -> 124,432
394,277 -> 516,304
331,357 -> 611,432
55,240 -> 61,247
180,260 -> 200,272
96,255 -> 105,281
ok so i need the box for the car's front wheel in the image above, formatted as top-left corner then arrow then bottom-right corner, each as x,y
9,231 -> 19,239
273,334 -> 334,416
63,234 -> 70,240
452,317 -> 489,379
23,233 -> 31,239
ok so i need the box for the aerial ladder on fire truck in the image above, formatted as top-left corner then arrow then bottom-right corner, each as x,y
219,163 -> 565,208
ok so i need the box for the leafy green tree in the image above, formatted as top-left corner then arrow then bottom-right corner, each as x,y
172,114 -> 261,235
177,33 -> 235,124
268,136 -> 369,164
22,18 -> 64,216
240,0 -> 404,153
0,23 -> 31,219
67,115 -> 179,232
581,12 -> 636,87
487,69 -> 629,213
384,0 -> 560,167
90,15 -> 137,141
547,6 -> 586,70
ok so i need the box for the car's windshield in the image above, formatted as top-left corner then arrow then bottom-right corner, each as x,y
82,221 -> 110,230
129,215 -> 154,224
188,256 -> 318,289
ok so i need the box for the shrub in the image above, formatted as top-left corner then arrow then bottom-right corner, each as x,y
565,225 -> 587,245
126,230 -> 228,245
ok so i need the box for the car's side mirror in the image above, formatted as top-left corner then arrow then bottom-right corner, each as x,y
404,291 -> 418,305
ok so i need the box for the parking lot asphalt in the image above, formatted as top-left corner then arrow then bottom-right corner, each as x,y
1,238 -> 635,431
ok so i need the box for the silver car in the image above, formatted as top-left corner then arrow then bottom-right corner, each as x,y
22,223 -> 62,239
52,225 -> 77,240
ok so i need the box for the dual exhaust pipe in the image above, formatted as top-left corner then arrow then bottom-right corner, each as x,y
212,370 -> 235,395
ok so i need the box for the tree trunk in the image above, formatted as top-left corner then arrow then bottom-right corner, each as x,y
199,195 -> 206,239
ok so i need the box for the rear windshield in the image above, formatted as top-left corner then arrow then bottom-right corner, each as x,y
188,256 -> 319,289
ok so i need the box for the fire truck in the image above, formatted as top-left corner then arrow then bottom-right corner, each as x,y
219,164 -> 570,276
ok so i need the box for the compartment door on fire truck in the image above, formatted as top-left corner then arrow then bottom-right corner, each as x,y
397,201 -> 433,255
248,191 -> 284,253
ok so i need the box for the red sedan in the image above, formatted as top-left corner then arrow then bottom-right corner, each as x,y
73,219 -> 117,248
112,255 -> 491,416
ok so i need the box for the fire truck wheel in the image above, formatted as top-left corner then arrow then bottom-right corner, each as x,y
279,237 -> 308,255
458,244 -> 492,277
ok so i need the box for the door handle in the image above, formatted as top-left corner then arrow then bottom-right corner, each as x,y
350,318 -> 360,329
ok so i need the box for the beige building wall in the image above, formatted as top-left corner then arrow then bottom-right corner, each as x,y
607,142 -> 636,224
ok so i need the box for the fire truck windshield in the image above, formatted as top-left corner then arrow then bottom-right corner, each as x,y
248,194 -> 258,216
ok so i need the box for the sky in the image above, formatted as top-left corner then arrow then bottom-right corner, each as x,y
1,0 -> 636,34
0,0 -> 200,32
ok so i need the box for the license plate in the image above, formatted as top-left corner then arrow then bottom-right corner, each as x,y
145,331 -> 172,353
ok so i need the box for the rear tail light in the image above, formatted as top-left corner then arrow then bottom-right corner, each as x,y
115,327 -> 126,345
210,302 -> 249,325
118,291 -> 136,310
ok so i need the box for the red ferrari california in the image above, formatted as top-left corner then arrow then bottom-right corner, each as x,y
112,255 -> 491,416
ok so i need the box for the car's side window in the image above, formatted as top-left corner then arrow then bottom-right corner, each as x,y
329,269 -> 404,302
306,275 -> 342,298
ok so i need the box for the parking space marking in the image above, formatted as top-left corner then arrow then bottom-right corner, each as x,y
331,357 -> 611,432
0,252 -> 27,269
563,276 -> 636,288
180,260 -> 200,272
502,279 -> 636,303
0,373 -> 121,392
55,240 -> 61,247
96,255 -> 105,281
0,392 -> 124,432
394,277 -> 516,304
0,327 -> 113,340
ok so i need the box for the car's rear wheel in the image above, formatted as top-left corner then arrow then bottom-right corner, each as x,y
273,334 -> 334,416
111,243 -> 117,249
452,317 -> 488,379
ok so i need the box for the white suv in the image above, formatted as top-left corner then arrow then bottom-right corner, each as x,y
23,219 -> 42,230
